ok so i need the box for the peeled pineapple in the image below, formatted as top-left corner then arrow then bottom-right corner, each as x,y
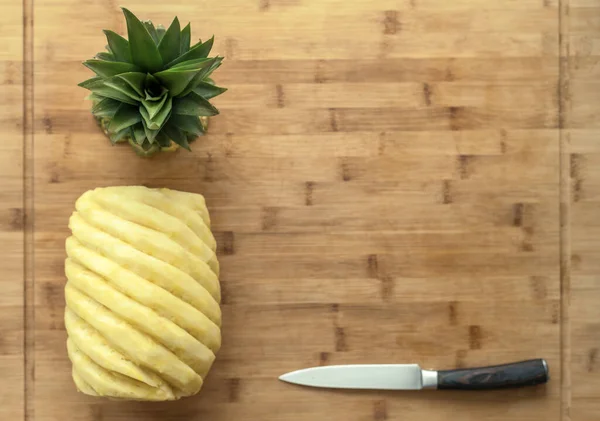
64,186 -> 221,401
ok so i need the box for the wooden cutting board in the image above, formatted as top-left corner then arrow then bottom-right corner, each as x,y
2,0 -> 599,420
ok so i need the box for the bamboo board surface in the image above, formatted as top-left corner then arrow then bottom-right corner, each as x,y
0,0 -> 24,420
0,0 -> 598,419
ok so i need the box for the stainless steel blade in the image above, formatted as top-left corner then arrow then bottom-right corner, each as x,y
279,364 -> 438,390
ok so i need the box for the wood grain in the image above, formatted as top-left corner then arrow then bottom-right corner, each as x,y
566,0 -> 600,420
30,1 -> 561,420
0,0 -> 597,419
0,0 -> 24,419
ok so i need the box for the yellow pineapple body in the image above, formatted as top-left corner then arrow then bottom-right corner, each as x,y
64,186 -> 220,401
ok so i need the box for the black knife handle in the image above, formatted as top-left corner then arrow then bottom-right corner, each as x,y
437,359 -> 549,390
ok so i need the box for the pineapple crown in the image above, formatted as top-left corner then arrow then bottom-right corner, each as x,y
79,8 -> 226,156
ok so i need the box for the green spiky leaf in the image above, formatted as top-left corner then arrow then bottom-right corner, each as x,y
156,24 -> 166,42
122,8 -> 163,72
153,68 -> 200,97
170,114 -> 205,135
152,98 -> 172,128
79,76 -> 103,89
155,131 -> 172,147
203,56 -> 224,77
145,87 -> 167,101
139,106 -> 153,129
116,72 -> 146,97
132,123 -> 146,143
95,52 -> 116,61
172,91 -> 219,116
167,57 -> 221,98
128,137 -> 160,156
87,80 -> 138,105
103,30 -> 132,62
81,10 -> 226,157
170,57 -> 213,71
180,23 -> 191,54
141,118 -> 160,143
143,20 -> 159,44
104,77 -> 143,101
193,81 -> 227,99
109,104 -> 142,133
109,127 -> 132,144
85,92 -> 104,102
158,17 -> 181,66
140,74 -> 165,100
141,92 -> 169,120
83,59 -> 140,77
91,97 -> 121,118
166,36 -> 214,68
139,97 -> 172,130
178,57 -> 223,97
162,121 -> 191,150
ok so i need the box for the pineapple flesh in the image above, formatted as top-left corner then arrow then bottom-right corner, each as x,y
64,186 -> 221,401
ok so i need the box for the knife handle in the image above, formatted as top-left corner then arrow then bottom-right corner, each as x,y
437,359 -> 549,390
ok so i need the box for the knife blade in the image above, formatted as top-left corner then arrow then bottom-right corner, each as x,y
279,359 -> 549,391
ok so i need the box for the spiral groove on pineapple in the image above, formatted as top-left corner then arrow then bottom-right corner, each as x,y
64,186 -> 221,401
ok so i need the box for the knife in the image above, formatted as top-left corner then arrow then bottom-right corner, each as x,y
279,359 -> 548,390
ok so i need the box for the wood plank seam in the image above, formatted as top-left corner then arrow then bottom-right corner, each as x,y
558,0 -> 571,420
23,0 -> 35,420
